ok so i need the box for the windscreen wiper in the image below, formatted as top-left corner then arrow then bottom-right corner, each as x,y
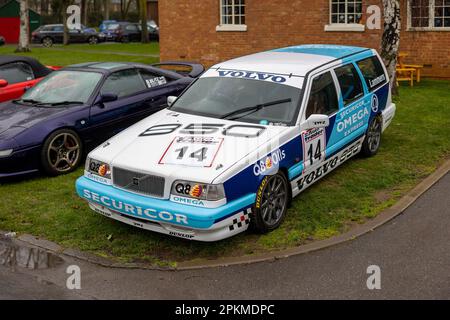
12,98 -> 42,105
35,101 -> 84,107
220,98 -> 292,120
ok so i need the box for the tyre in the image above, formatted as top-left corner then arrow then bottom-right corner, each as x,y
361,116 -> 382,157
88,36 -> 98,45
250,172 -> 289,233
42,37 -> 53,47
40,129 -> 83,176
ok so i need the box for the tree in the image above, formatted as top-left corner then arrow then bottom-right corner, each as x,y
16,0 -> 30,52
104,0 -> 109,20
380,0 -> 401,93
62,0 -> 70,45
120,0 -> 133,20
139,0 -> 148,43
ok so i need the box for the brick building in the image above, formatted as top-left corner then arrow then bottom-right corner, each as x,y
159,0 -> 450,78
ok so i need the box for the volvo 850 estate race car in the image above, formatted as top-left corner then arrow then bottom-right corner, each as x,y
76,44 -> 396,241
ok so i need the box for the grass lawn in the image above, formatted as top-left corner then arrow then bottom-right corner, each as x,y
0,47 -> 449,266
0,42 -> 160,66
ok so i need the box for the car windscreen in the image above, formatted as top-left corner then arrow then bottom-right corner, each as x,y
21,70 -> 102,105
169,77 -> 302,126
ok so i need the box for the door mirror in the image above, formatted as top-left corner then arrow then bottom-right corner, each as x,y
99,92 -> 118,104
0,79 -> 8,88
167,96 -> 177,107
301,114 -> 330,131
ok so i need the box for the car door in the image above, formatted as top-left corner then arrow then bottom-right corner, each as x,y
52,25 -> 64,43
0,62 -> 37,101
300,70 -> 340,174
88,68 -> 151,142
326,62 -> 368,156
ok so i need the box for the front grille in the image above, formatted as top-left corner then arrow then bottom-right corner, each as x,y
112,167 -> 165,198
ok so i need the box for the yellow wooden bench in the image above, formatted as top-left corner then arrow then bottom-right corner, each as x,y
396,68 -> 415,87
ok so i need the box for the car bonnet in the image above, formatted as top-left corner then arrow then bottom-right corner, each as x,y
91,109 -> 290,184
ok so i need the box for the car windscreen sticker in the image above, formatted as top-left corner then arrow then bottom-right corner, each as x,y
145,76 -> 167,88
159,136 -> 224,167
201,69 -> 304,89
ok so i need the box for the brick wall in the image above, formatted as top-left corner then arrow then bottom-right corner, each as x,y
160,0 -> 450,78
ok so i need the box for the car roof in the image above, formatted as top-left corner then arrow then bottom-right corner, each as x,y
0,55 -> 51,78
62,62 -> 184,78
211,44 -> 372,77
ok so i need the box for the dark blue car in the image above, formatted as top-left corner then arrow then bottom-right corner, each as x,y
0,61 -> 203,178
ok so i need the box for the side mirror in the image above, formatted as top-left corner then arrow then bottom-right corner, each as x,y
167,96 -> 177,107
99,93 -> 118,104
0,79 -> 8,88
301,114 -> 330,131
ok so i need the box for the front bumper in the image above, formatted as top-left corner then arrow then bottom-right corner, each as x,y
0,145 -> 41,179
76,176 -> 255,242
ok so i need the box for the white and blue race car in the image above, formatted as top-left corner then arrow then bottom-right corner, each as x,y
75,44 -> 396,241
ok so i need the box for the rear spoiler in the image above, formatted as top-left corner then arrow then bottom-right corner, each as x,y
152,61 -> 205,78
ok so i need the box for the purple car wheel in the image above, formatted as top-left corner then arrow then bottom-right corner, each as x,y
41,129 -> 83,176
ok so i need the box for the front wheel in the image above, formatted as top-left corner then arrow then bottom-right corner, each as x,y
40,129 -> 83,176
42,37 -> 53,47
361,116 -> 382,157
251,173 -> 289,233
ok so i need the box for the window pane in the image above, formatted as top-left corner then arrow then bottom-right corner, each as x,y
101,69 -> 146,98
0,62 -> 34,84
335,64 -> 364,106
357,56 -> 388,92
306,72 -> 338,118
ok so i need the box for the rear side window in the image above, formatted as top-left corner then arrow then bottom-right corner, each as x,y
305,71 -> 339,119
334,64 -> 364,106
0,62 -> 34,84
101,69 -> 146,98
357,56 -> 388,91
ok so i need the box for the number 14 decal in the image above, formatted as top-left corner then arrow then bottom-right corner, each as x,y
302,128 -> 326,169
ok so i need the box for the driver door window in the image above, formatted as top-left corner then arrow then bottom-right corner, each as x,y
101,69 -> 146,98
305,71 -> 338,119
0,62 -> 34,84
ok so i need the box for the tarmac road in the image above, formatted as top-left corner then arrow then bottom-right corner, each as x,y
1,173 -> 449,300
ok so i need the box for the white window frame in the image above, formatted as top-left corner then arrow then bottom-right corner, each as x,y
407,0 -> 450,31
325,0 -> 365,32
216,0 -> 247,32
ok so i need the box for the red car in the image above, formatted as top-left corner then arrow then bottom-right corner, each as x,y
0,55 -> 60,103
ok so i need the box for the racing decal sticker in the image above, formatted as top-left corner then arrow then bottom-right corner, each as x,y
253,149 -> 286,176
302,128 -> 326,170
145,76 -> 167,88
159,136 -> 224,167
217,70 -> 287,84
295,139 -> 362,192
229,208 -> 252,231
371,94 -> 379,113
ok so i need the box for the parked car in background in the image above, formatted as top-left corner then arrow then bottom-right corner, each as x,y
0,55 -> 60,103
0,35 -> 4,46
0,61 -> 204,179
146,20 -> 159,41
31,24 -> 100,47
99,20 -> 117,33
101,22 -> 141,42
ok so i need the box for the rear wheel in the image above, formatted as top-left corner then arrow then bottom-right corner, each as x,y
40,129 -> 83,176
361,116 -> 382,157
251,173 -> 289,233
42,37 -> 53,47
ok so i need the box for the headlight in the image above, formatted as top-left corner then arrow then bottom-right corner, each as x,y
86,157 -> 111,179
0,149 -> 13,158
171,180 -> 226,201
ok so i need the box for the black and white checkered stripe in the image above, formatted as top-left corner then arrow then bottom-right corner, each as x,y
229,208 -> 252,231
